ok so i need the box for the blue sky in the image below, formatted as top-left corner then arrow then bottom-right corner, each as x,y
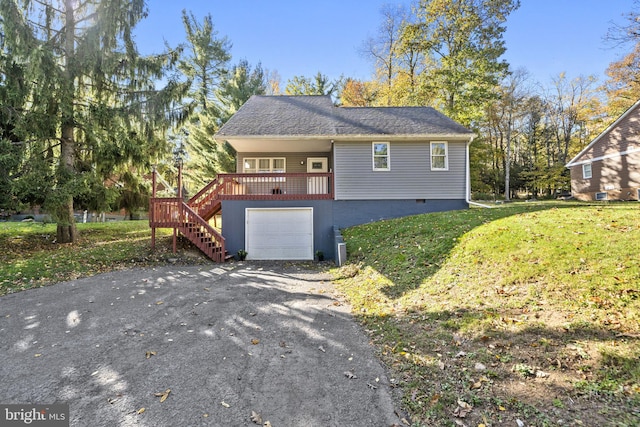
134,1 -> 633,88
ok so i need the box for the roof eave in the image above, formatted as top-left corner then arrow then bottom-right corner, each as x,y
215,133 -> 475,141
214,134 -> 334,140
566,99 -> 640,167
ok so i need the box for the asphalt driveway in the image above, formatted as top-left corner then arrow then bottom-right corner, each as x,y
0,263 -> 405,426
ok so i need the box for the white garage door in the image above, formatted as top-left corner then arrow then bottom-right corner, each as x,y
245,208 -> 314,260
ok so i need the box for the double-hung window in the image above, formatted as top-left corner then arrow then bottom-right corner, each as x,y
582,163 -> 592,179
430,141 -> 448,171
372,142 -> 390,171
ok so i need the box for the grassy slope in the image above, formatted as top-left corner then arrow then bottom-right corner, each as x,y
335,202 -> 639,427
0,221 -> 207,295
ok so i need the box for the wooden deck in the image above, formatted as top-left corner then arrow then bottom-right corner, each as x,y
149,172 -> 334,262
196,172 -> 333,200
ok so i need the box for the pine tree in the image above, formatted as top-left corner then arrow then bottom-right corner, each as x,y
0,0 -> 188,242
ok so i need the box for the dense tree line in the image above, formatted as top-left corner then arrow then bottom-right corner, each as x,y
351,0 -> 640,200
0,1 -> 266,241
2,0 -> 639,243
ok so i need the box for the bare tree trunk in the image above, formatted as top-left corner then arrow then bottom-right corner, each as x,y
504,114 -> 513,202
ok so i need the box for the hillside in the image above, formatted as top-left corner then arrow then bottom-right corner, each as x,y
335,202 -> 639,426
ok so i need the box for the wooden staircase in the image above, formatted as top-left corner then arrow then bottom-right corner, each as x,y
187,177 -> 224,221
149,174 -> 228,262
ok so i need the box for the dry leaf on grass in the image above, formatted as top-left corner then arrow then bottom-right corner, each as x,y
452,400 -> 473,418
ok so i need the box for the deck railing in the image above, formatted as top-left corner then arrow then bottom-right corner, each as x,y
215,172 -> 333,200
149,197 -> 182,228
149,197 -> 225,262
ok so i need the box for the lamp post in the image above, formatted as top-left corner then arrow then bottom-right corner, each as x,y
173,128 -> 189,199
151,165 -> 157,250
172,133 -> 187,254
173,146 -> 185,200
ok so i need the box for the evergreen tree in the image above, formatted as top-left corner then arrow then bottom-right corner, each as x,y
217,60 -> 266,123
285,72 -> 343,98
0,0 -> 188,242
177,10 -> 232,189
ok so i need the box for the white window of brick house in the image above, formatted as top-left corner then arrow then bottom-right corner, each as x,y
582,163 -> 592,179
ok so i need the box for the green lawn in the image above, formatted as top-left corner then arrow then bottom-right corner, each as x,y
0,221 -> 206,295
335,201 -> 640,427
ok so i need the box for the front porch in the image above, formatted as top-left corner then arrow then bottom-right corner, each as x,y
203,172 -> 334,200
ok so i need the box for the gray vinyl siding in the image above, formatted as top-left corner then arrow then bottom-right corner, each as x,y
333,141 -> 467,200
236,152 -> 332,173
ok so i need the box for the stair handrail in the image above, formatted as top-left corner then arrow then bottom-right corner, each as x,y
180,202 -> 225,262
188,176 -> 224,208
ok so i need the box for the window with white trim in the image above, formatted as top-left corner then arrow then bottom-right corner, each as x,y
372,142 -> 390,171
243,158 -> 286,173
431,141 -> 448,170
582,163 -> 592,179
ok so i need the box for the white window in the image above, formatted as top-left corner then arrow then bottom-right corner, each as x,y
372,142 -> 390,171
582,163 -> 592,179
243,158 -> 286,173
431,141 -> 448,170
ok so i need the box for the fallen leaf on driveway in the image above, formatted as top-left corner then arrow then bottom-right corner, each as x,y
318,345 -> 326,352
250,411 -> 263,424
221,401 -> 230,408
344,371 -> 357,379
136,408 -> 145,415
154,389 -> 171,403
251,339 -> 260,345
145,351 -> 157,359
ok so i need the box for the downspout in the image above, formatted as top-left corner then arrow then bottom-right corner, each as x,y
465,136 -> 493,209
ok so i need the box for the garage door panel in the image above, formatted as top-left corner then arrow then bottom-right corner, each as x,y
246,208 -> 313,260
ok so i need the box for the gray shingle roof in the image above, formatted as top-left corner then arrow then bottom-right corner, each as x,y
215,95 -> 474,138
